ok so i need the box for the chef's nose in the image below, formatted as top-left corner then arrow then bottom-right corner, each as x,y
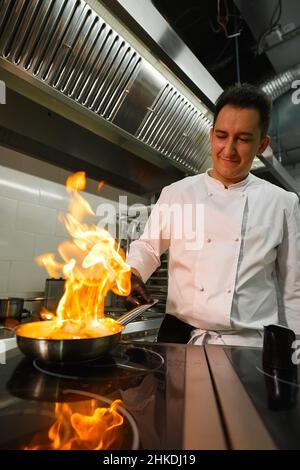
223,138 -> 237,157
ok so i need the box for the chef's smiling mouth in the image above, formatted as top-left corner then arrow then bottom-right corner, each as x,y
219,157 -> 240,163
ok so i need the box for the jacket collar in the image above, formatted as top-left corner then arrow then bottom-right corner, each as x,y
205,169 -> 254,191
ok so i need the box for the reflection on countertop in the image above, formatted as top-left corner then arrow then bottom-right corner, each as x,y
225,347 -> 300,450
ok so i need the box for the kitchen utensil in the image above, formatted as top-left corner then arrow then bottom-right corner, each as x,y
44,278 -> 65,312
263,324 -> 296,370
0,298 -> 31,321
15,300 -> 159,363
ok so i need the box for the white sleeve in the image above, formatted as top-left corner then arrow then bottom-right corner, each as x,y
276,194 -> 300,333
126,187 -> 171,282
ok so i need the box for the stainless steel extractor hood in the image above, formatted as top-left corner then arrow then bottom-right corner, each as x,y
251,152 -> 300,200
0,0 -> 220,194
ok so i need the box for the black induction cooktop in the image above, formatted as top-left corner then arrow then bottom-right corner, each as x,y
0,341 -> 195,450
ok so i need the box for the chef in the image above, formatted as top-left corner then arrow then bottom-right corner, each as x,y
125,83 -> 300,347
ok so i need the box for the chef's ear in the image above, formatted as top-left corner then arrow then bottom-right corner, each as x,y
258,135 -> 270,155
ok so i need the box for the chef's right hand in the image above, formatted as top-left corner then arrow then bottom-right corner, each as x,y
125,270 -> 154,309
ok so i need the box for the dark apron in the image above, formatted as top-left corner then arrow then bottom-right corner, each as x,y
157,314 -> 195,344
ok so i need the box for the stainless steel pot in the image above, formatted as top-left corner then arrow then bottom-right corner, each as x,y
0,297 -> 31,321
15,300 -> 158,363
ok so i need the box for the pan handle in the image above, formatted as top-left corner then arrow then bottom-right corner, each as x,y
117,299 -> 159,326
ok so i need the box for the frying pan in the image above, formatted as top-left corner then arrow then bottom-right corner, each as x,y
15,300 -> 158,363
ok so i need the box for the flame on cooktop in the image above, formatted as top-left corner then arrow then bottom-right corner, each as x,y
24,399 -> 124,450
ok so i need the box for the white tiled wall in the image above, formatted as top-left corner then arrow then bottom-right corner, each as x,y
0,145 -> 148,300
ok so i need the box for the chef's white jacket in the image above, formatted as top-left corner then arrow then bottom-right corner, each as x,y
127,171 -> 300,335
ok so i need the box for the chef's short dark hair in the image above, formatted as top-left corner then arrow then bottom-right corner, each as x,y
213,83 -> 272,138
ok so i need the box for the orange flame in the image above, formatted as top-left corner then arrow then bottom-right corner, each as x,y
97,180 -> 105,192
24,399 -> 124,450
66,171 -> 86,192
33,172 -> 131,338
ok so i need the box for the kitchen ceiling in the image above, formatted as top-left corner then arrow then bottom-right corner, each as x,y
153,0 -> 300,86
152,0 -> 274,87
234,0 -> 300,74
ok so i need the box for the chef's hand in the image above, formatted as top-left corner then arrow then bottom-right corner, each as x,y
125,269 -> 154,309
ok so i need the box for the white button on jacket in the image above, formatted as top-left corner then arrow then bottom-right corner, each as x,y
127,171 -> 300,334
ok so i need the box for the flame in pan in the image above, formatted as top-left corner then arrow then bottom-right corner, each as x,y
21,172 -> 131,339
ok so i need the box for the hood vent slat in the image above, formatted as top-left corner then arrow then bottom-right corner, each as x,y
53,14 -> 105,94
0,0 -> 28,58
136,84 -> 211,171
50,8 -> 104,90
6,0 -> 43,65
18,1 -> 59,70
0,0 -> 212,175
37,0 -> 81,80
30,0 -> 71,76
0,0 -> 14,38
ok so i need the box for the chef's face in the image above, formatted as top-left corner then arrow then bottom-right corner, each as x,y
210,105 -> 270,186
